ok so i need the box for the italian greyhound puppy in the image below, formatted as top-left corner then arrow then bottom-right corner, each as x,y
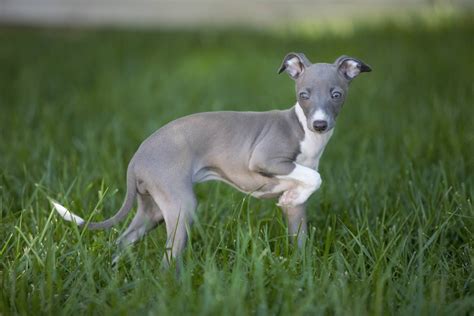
52,53 -> 371,266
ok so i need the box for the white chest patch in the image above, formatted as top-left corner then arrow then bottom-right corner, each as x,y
294,103 -> 333,169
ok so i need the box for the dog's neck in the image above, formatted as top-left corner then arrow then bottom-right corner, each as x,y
293,102 -> 333,170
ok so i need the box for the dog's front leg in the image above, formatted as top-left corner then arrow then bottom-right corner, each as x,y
249,155 -> 319,247
275,164 -> 319,248
280,203 -> 307,248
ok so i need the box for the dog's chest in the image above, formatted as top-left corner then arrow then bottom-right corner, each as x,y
295,129 -> 333,169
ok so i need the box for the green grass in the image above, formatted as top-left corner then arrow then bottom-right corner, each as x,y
0,14 -> 473,315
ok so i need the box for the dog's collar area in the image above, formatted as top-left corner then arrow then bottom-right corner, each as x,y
295,102 -> 309,133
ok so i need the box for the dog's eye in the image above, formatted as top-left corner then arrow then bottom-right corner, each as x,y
299,92 -> 310,100
331,91 -> 342,99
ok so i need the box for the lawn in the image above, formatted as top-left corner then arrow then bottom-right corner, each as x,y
0,13 -> 473,315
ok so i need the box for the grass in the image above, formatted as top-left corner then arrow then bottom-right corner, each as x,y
0,14 -> 473,315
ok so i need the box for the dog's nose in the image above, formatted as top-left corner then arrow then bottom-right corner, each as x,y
313,120 -> 328,132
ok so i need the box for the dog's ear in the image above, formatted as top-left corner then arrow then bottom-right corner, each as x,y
278,52 -> 312,79
335,55 -> 372,80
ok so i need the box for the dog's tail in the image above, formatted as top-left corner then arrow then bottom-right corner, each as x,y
51,165 -> 137,230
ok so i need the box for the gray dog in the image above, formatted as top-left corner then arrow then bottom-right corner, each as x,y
53,53 -> 371,266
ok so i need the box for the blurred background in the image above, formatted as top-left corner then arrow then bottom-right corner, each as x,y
1,0 -> 473,27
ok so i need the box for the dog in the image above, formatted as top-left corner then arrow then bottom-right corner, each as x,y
52,53 -> 371,266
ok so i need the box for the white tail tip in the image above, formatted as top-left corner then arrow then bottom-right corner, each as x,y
51,201 -> 85,225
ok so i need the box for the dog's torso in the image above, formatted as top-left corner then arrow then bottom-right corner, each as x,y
132,104 -> 333,198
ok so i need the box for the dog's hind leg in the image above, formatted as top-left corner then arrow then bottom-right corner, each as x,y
112,193 -> 163,265
115,193 -> 163,250
148,183 -> 197,268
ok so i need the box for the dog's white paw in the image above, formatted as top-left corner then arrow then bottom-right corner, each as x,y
278,189 -> 311,207
278,189 -> 300,206
278,185 -> 318,207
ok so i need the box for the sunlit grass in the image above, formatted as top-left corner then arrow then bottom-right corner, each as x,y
275,6 -> 467,39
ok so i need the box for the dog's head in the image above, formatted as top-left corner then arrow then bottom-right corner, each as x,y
278,53 -> 371,133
